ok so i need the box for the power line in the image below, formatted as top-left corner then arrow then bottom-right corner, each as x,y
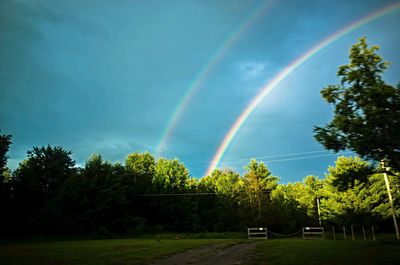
223,150 -> 333,162
132,191 -> 271,197
132,192 -> 218,197
263,152 -> 354,163
223,152 -> 355,165
188,150 -> 355,165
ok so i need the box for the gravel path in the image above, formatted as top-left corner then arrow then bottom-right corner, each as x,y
149,242 -> 258,265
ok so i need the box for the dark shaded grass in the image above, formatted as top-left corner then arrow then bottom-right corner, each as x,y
252,238 -> 400,265
1,235 -> 399,265
0,238 -> 242,265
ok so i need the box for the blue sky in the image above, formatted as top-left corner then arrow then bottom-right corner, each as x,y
1,0 -> 399,182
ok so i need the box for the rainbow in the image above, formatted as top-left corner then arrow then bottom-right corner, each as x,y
156,0 -> 276,156
205,2 -> 400,177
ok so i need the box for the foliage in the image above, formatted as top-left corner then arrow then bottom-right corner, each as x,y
125,152 -> 155,192
320,156 -> 397,226
2,144 -> 399,237
0,132 -> 12,237
325,156 -> 374,190
153,158 -> 191,192
296,176 -> 323,224
13,145 -> 76,204
197,169 -> 243,231
56,154 -> 133,235
10,145 -> 76,235
241,159 -> 279,226
314,37 -> 400,170
0,132 -> 12,181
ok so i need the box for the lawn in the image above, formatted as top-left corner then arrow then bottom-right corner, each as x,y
1,236 -> 399,265
252,238 -> 400,265
0,238 -> 241,265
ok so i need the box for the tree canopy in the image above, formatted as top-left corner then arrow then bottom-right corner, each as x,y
314,37 -> 400,170
0,141 -> 398,237
0,132 -> 12,181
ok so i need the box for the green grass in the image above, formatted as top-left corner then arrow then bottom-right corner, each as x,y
252,238 -> 400,265
1,236 -> 399,265
0,238 -> 242,265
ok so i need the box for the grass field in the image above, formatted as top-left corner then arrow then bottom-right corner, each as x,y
253,238 -> 400,265
0,238 -> 241,265
0,236 -> 399,265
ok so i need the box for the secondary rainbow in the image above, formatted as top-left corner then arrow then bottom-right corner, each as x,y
205,2 -> 400,177
156,0 -> 276,156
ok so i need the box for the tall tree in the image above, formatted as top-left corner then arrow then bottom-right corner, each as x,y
314,37 -> 400,170
14,145 -> 76,206
197,169 -> 243,231
153,158 -> 190,193
320,156 -> 377,226
12,145 -> 76,235
124,152 -> 156,231
0,132 -> 12,181
125,152 -> 155,192
297,176 -> 324,225
243,159 -> 278,223
325,156 -> 374,190
0,132 -> 12,237
270,183 -> 308,232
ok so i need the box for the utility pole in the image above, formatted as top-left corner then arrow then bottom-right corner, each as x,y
316,197 -> 322,227
381,160 -> 399,240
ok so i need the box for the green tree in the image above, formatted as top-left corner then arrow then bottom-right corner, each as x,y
73,155 -> 134,235
368,170 -> 400,223
153,158 -> 190,192
12,145 -> 76,235
0,132 -> 12,237
325,156 -> 374,190
150,158 -> 196,231
270,183 -> 307,232
320,156 -> 376,226
14,145 -> 76,207
124,152 -> 156,231
200,168 -> 241,195
197,169 -> 243,231
125,152 -> 155,191
296,176 -> 324,226
0,132 -> 12,181
314,37 -> 400,170
243,159 -> 278,224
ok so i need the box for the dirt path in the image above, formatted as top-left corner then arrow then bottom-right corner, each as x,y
149,242 -> 259,265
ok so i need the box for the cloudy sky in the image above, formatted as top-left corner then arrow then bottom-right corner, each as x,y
1,0 -> 399,182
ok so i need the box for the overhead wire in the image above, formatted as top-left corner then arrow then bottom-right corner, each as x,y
132,191 -> 271,197
132,192 -> 218,197
223,150 -> 334,162
222,151 -> 355,165
187,150 -> 355,165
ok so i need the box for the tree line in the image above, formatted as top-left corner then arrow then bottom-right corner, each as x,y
0,137 -> 399,238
